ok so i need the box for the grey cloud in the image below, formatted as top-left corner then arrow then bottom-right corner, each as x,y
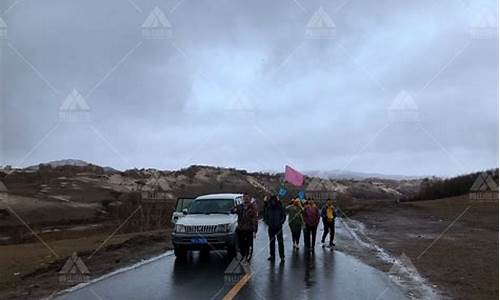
0,0 -> 497,176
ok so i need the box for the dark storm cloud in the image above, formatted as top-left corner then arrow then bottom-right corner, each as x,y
0,0 -> 498,176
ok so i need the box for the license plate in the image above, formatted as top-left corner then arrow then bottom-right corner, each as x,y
191,238 -> 207,244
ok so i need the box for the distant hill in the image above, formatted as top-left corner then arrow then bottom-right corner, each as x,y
3,162 -> 419,202
411,169 -> 499,201
36,159 -> 90,168
27,159 -> 119,173
305,170 -> 423,180
23,160 -> 422,181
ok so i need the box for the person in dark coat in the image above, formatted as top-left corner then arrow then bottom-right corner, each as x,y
263,195 -> 286,261
232,193 -> 258,260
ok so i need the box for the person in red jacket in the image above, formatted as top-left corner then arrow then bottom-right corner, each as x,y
303,199 -> 320,252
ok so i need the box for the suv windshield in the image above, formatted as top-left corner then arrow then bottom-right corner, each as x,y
175,198 -> 194,212
188,199 -> 234,214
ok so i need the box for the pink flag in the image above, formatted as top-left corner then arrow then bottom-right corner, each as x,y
284,165 -> 304,187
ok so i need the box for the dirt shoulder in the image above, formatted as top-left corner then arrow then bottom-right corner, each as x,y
0,230 -> 173,300
335,196 -> 498,300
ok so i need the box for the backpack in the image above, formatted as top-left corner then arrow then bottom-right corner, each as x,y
326,206 -> 335,222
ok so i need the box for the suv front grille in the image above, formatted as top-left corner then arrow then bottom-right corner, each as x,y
185,225 -> 217,234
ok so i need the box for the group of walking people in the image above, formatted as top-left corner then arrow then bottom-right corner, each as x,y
262,195 -> 336,262
233,193 -> 337,263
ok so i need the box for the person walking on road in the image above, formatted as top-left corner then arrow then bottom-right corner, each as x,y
321,199 -> 336,248
232,193 -> 258,261
303,199 -> 320,252
286,199 -> 303,250
264,195 -> 286,262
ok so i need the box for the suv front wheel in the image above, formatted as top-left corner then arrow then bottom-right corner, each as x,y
227,244 -> 237,258
174,245 -> 187,258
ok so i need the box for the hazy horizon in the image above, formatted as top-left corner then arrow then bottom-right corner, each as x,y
4,157 -> 497,180
1,0 -> 498,177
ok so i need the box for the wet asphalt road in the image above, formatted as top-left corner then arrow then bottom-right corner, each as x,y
58,221 -> 406,300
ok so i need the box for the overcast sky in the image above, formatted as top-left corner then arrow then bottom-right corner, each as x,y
0,0 -> 498,176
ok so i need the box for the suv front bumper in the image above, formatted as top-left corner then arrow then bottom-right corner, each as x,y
172,232 -> 236,250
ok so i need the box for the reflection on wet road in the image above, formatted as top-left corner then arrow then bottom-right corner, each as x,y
59,221 -> 406,300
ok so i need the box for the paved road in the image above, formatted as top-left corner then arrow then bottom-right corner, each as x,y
58,222 -> 407,300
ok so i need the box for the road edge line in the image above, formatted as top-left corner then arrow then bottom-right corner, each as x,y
51,250 -> 174,298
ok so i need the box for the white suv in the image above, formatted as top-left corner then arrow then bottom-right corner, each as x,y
171,193 -> 242,258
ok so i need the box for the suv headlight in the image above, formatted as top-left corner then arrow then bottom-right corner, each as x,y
175,224 -> 186,233
216,224 -> 230,233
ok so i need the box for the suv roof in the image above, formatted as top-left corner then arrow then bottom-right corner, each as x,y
195,193 -> 243,200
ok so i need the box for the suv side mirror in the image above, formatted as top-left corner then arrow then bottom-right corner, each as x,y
182,208 -> 188,215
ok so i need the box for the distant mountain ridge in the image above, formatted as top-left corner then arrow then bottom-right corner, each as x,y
24,159 -> 421,180
35,159 -> 89,168
305,170 -> 424,181
27,159 -> 118,173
